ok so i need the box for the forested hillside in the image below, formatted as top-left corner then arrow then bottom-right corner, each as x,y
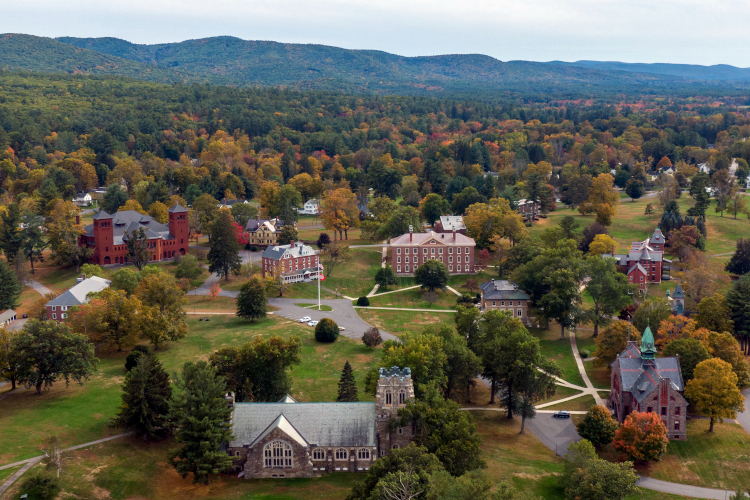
552,60 -> 750,82
1,71 -> 748,216
0,34 -> 739,97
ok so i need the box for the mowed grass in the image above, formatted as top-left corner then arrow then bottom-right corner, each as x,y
357,309 -> 450,335
529,326 -> 585,388
541,395 -> 596,412
616,419 -> 750,491
0,466 -> 20,486
2,438 -> 360,500
0,316 -> 379,466
366,288 -> 458,309
321,249 -> 382,298
584,360 -> 613,390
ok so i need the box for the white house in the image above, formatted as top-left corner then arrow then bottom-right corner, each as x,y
297,199 -> 321,215
698,163 -> 710,174
73,192 -> 92,206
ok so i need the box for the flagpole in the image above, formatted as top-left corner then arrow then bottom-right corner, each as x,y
318,266 -> 321,310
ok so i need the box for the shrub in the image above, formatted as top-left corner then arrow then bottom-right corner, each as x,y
357,296 -> 370,306
250,246 -> 258,252
175,254 -> 202,280
362,327 -> 382,348
21,473 -> 60,500
125,345 -> 150,371
579,349 -> 590,359
456,294 -> 473,305
315,318 -> 339,343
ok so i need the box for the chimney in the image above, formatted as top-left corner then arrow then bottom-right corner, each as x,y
409,225 -> 413,242
453,229 -> 456,241
75,214 -> 80,225
81,274 -> 86,280
289,240 -> 295,248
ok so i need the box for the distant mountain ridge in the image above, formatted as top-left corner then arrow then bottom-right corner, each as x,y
550,60 -> 750,82
0,33 -> 746,96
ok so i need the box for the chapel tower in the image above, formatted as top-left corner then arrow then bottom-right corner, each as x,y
375,367 -> 415,457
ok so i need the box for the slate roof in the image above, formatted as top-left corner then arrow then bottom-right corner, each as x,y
167,204 -> 188,213
245,218 -> 284,232
627,263 -> 648,275
603,254 -> 629,266
230,402 -> 376,448
651,228 -> 666,245
673,283 -> 685,298
262,241 -> 318,261
46,276 -> 111,307
83,210 -> 173,245
249,414 -> 309,447
480,280 -> 529,301
390,230 -> 475,246
92,210 -> 113,220
278,395 -> 298,403
439,216 -> 466,232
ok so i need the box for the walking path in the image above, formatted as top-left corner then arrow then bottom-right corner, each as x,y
0,433 -> 132,498
569,330 -> 605,407
28,280 -> 52,296
354,306 -> 456,313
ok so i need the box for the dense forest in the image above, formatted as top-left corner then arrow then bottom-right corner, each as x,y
1,71 -> 749,206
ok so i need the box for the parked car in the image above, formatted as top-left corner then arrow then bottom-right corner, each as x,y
299,316 -> 312,323
553,411 -> 571,419
307,320 -> 319,327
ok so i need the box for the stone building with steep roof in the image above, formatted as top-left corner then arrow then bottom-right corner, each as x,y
228,367 -> 415,478
79,204 -> 189,266
479,279 -> 531,325
608,325 -> 688,440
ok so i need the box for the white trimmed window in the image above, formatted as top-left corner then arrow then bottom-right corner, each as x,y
423,248 -> 427,254
263,440 -> 293,468
449,256 -> 453,263
335,448 -> 348,460
492,301 -> 496,306
397,248 -> 401,254
397,265 -> 401,272
448,248 -> 453,254
357,448 -> 371,460
465,256 -> 469,263
449,265 -> 453,271
465,265 -> 469,272
413,248 -> 417,254
397,256 -> 401,263
517,309 -> 522,317
312,448 -> 325,460
52,313 -> 57,319
439,248 -> 443,254
457,247 -> 462,254
405,265 -> 409,272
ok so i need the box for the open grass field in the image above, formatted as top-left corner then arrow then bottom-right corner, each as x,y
0,466 -> 20,486
183,294 -> 237,312
321,249 -> 382,298
366,288 -> 458,309
283,282 -> 337,300
0,315 -> 379,466
601,419 -> 750,491
357,309 -> 449,335
529,326 -> 585,388
584,360 -> 613,390
542,395 -> 597,412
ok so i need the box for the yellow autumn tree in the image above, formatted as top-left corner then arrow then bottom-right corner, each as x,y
321,188 -> 359,240
685,358 -> 744,432
118,199 -> 147,215
148,201 -> 169,224
588,234 -> 617,255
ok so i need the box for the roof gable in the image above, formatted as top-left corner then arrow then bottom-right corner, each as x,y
249,414 -> 309,448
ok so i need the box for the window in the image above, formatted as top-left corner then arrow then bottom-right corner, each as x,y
380,450 -> 385,457
431,248 -> 435,255
62,313 -> 67,319
492,301 -> 496,306
449,256 -> 453,263
397,256 -> 401,263
457,247 -> 462,254
399,390 -> 406,404
52,313 -> 57,319
264,440 -> 293,468
625,406 -> 630,414
335,448 -> 348,460
405,265 -> 409,272
448,248 -> 453,254
357,448 -> 371,460
439,248 -> 443,254
397,266 -> 401,272
397,248 -> 401,254
674,407 -> 680,415
423,248 -> 427,254
312,448 -> 325,460
465,265 -> 469,272
61,306 -> 67,311
647,407 -> 652,413
386,391 -> 392,405
413,248 -> 417,254
508,301 -> 513,306
52,306 -> 56,311
405,257 -> 409,263
449,265 -> 453,271
397,427 -> 403,435
465,255 -> 469,263
640,277 -> 644,282
661,407 -> 667,416
392,444 -> 399,449
674,421 -> 680,431
517,309 -> 522,317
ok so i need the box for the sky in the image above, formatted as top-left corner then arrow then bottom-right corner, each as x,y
3,0 -> 748,67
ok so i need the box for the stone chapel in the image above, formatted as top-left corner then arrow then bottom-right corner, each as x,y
228,366 -> 415,478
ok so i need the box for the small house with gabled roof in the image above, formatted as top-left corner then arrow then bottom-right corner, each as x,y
479,279 -> 530,325
608,324 -> 688,440
45,275 -> 111,322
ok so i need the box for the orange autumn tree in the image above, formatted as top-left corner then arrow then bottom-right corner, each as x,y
612,412 -> 669,463
656,156 -> 673,170
321,188 -> 359,240
656,315 -> 697,350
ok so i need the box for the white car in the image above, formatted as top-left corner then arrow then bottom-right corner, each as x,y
307,320 -> 319,327
299,316 -> 312,323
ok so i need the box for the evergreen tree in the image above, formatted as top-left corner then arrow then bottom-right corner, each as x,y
21,211 -> 47,274
336,360 -> 358,402
168,361 -> 234,484
276,224 -> 298,245
236,276 -> 267,322
0,202 -> 23,262
101,184 -> 128,214
726,238 -> 750,276
0,261 -> 22,310
114,351 -> 171,440
727,275 -> 750,354
374,264 -> 398,291
207,211 -> 242,281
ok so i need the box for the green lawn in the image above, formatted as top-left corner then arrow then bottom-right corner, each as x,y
0,466 -> 20,486
283,282 -> 337,300
0,315 -> 379,466
542,395 -> 596,412
33,264 -> 82,293
366,288 -> 458,309
357,309 -> 449,335
183,295 -> 237,312
538,385 -> 582,405
612,419 -> 750,491
529,326 -> 585,388
321,249 -> 382,298
584,360 -> 612,390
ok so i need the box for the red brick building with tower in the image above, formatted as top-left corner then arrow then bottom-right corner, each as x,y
603,228 -> 671,293
80,204 -> 189,266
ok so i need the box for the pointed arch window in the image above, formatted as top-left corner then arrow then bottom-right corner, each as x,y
263,440 -> 293,468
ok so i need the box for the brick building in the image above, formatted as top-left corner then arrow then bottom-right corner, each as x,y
229,366 -> 414,478
479,280 -> 531,325
45,275 -> 111,322
261,241 -> 320,283
80,204 -> 189,266
608,325 -> 688,440
434,216 -> 466,234
603,228 -> 671,292
390,229 -> 475,276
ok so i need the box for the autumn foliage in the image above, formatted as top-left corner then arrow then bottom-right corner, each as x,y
612,412 -> 669,463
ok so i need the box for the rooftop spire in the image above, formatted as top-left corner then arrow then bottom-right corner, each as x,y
640,320 -> 656,360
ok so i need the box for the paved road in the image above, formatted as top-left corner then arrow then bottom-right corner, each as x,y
269,298 -> 397,341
